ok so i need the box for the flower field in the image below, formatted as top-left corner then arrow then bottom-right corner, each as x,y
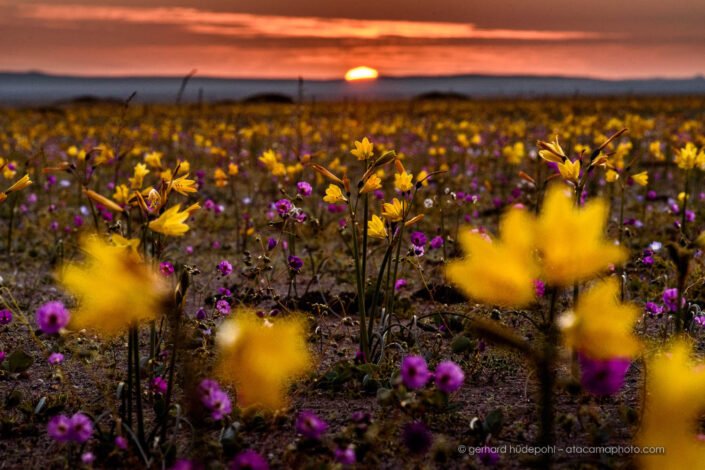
1,96 -> 705,469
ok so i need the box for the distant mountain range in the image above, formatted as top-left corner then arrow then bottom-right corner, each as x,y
1,71 -> 705,104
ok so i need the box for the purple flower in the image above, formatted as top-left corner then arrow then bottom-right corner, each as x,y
151,376 -> 168,394
36,301 -> 70,335
195,307 -> 207,320
185,245 -> 194,255
69,413 -> 93,443
394,278 -> 407,291
0,351 -> 5,363
297,181 -> 313,197
646,190 -> 658,201
402,421 -> 433,454
48,415 -> 72,442
48,353 -> 64,365
230,450 -> 269,470
410,231 -> 427,247
216,300 -> 231,315
434,361 -> 465,393
267,237 -> 278,251
642,255 -> 654,266
275,198 -> 293,217
115,435 -> 128,450
401,355 -> 430,390
534,279 -> 546,298
288,255 -> 304,273
199,379 -> 232,420
334,446 -> 356,466
73,215 -> 84,228
160,261 -> 175,277
477,446 -> 500,466
663,288 -> 685,313
81,452 -> 95,464
578,353 -> 631,396
0,309 -> 12,325
645,302 -> 664,317
217,260 -> 233,276
169,460 -> 198,470
295,410 -> 328,440
429,236 -> 444,250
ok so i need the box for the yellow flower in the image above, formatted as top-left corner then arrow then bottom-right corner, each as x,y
446,209 -> 539,307
169,174 -> 198,196
637,341 -> 705,470
537,136 -> 567,163
535,185 -> 627,286
351,137 -> 374,160
381,198 -> 407,222
557,159 -> 580,184
5,174 -> 32,194
394,171 -> 414,192
360,174 -> 382,194
649,140 -> 664,161
177,160 -> 190,174
58,236 -> 167,336
113,184 -> 131,205
228,163 -> 239,176
605,169 -> 620,183
502,142 -> 525,165
214,168 -> 228,187
144,151 -> 163,169
323,184 -> 347,204
631,171 -> 648,186
696,231 -> 705,249
675,143 -> 699,170
129,163 -> 150,190
149,204 -> 191,237
559,278 -> 640,360
416,169 -> 429,187
215,311 -> 312,412
259,149 -> 286,176
367,215 -> 388,239
111,234 -> 141,256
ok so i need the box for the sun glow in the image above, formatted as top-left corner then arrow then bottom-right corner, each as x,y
345,66 -> 379,81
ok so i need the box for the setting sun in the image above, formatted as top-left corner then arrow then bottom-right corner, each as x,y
345,66 -> 379,81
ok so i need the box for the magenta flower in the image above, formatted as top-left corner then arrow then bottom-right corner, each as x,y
0,351 -> 5,364
434,361 -> 465,393
295,410 -> 328,440
297,181 -> 313,197
334,446 -> 356,466
288,255 -> 304,273
429,235 -> 444,250
663,288 -> 685,313
48,415 -> 72,442
275,199 -> 293,217
81,452 -> 95,464
230,450 -> 269,470
533,279 -> 546,298
401,355 -> 430,390
0,309 -> 12,325
198,379 -> 232,420
151,376 -> 168,394
267,237 -> 278,251
410,231 -> 427,247
402,421 -> 433,454
477,446 -> 500,466
69,413 -> 93,443
216,299 -> 231,315
578,353 -> 631,396
48,352 -> 65,365
160,261 -> 175,277
217,260 -> 233,276
115,435 -> 128,450
36,301 -> 70,335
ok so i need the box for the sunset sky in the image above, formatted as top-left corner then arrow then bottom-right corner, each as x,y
2,0 -> 705,79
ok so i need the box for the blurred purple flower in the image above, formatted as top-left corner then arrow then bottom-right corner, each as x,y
36,301 -> 70,335
275,199 -> 293,217
401,355 -> 430,390
216,300 -> 231,316
394,278 -> 407,291
48,415 -> 72,442
0,309 -> 12,324
151,376 -> 168,395
434,361 -> 465,393
429,236 -> 444,250
334,446 -> 356,466
663,288 -> 684,313
217,260 -> 233,276
410,231 -> 427,247
48,352 -> 64,365
230,450 -> 269,470
579,353 -> 631,396
295,410 -> 328,440
402,421 -> 433,454
288,255 -> 304,273
297,181 -> 312,197
160,261 -> 175,277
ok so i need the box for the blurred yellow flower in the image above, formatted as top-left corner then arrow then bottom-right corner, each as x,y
675,143 -> 699,170
351,137 -> 374,160
394,171 -> 414,192
535,185 -> 627,286
5,174 -> 32,193
323,184 -> 346,204
631,171 -> 648,186
446,209 -> 539,307
215,311 -> 312,412
502,142 -> 525,165
228,162 -> 239,176
381,198 -> 407,222
111,234 -> 141,256
367,215 -> 388,239
605,169 -> 620,183
559,278 -> 640,360
58,236 -> 167,336
149,204 -> 191,237
637,342 -> 705,470
144,151 -> 163,169
214,168 -> 228,187
129,163 -> 150,190
169,174 -> 198,196
113,184 -> 131,205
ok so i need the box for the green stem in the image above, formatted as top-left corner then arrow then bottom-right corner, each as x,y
538,288 -> 558,468
348,203 -> 369,361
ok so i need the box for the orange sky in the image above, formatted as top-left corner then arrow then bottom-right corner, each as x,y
2,0 -> 705,79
